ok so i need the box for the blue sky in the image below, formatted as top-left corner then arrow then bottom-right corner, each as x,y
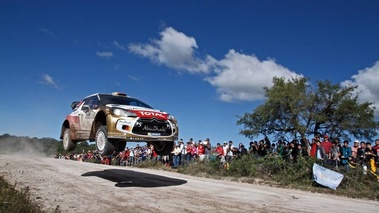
1,1 -> 379,146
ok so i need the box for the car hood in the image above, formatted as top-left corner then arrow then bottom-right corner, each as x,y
106,104 -> 169,120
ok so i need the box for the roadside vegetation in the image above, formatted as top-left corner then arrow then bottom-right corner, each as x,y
0,134 -> 62,213
0,176 -> 61,213
138,156 -> 379,200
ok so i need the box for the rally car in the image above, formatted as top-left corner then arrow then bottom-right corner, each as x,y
60,92 -> 178,156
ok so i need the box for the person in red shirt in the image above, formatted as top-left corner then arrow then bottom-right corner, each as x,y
151,145 -> 158,160
186,141 -> 193,162
321,135 -> 332,155
101,156 -> 110,165
372,139 -> 379,168
198,143 -> 205,154
215,143 -> 224,159
197,142 -> 205,161
310,137 -> 318,157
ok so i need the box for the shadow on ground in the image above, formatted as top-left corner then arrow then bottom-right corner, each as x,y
81,169 -> 187,187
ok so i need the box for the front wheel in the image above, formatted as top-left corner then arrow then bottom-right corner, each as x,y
95,126 -> 114,156
153,141 -> 174,156
63,129 -> 76,151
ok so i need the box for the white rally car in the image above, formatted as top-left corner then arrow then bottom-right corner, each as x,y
60,92 -> 179,156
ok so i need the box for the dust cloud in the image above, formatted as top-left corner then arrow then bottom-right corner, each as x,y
0,134 -> 58,157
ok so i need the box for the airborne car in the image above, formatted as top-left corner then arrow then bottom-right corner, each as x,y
60,92 -> 178,156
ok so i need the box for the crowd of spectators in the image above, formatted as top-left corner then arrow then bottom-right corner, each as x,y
56,135 -> 379,180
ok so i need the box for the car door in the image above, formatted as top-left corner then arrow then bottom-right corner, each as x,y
79,96 -> 99,133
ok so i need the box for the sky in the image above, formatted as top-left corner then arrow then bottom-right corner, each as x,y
1,1 -> 379,146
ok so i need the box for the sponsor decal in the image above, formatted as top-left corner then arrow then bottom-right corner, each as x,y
142,125 -> 166,132
133,110 -> 168,120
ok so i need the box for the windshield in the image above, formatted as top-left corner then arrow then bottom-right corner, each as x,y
99,94 -> 153,109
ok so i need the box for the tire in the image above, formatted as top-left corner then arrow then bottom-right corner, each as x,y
153,141 -> 174,156
63,129 -> 76,151
112,140 -> 126,152
95,126 -> 114,156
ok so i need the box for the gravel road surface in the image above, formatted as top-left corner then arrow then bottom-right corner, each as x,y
1,154 -> 378,213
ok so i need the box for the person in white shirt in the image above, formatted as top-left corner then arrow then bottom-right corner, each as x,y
178,139 -> 185,166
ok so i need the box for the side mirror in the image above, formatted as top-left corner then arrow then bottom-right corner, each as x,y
71,101 -> 80,110
82,105 -> 90,112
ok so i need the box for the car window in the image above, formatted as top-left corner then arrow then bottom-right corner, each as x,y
83,96 -> 99,109
100,94 -> 152,109
72,101 -> 82,111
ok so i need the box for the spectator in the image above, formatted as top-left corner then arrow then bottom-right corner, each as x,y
249,141 -> 259,157
178,139 -> 184,166
226,141 -> 235,162
315,140 -> 327,163
372,139 -> 379,168
129,147 -> 135,165
120,149 -> 127,166
365,142 -> 377,175
348,151 -> 359,168
340,140 -> 352,169
186,140 -> 193,163
276,140 -> 284,158
191,142 -> 198,160
257,140 -> 267,157
240,144 -> 248,156
329,141 -> 340,168
204,142 -> 212,161
222,142 -> 228,163
357,142 -> 367,167
232,146 -> 240,159
322,135 -> 332,156
238,143 -> 244,153
150,145 -> 158,161
215,143 -> 224,159
351,140 -> 360,153
269,143 -> 276,155
198,141 -> 205,161
101,156 -> 110,165
288,141 -> 298,162
310,137 -> 319,157
172,142 -> 181,168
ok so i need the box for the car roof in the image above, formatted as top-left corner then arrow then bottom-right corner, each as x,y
83,92 -> 129,99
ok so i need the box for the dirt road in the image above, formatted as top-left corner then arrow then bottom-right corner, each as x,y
0,154 -> 378,213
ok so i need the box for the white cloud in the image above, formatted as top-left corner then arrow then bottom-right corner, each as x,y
113,41 -> 126,50
207,50 -> 302,102
128,27 -> 211,74
40,28 -> 54,36
96,51 -> 113,59
41,73 -> 59,89
128,27 -> 302,102
128,75 -> 143,81
341,61 -> 379,117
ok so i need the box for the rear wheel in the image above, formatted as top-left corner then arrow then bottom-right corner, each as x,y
95,126 -> 114,156
63,129 -> 76,151
153,141 -> 174,156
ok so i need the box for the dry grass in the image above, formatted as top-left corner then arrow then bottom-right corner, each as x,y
0,176 -> 61,213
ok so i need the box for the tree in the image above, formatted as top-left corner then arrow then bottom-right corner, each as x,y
237,77 -> 379,142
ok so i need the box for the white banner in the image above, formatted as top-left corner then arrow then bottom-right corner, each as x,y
312,163 -> 344,190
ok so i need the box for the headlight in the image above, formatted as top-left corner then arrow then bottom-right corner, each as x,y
168,115 -> 176,120
112,108 -> 137,117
